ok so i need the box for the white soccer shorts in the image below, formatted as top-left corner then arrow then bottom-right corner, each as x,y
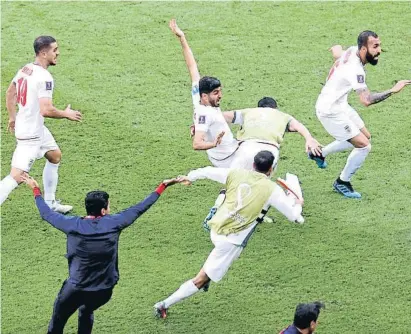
202,230 -> 243,283
317,104 -> 365,142
208,149 -> 239,168
230,141 -> 280,171
11,126 -> 59,172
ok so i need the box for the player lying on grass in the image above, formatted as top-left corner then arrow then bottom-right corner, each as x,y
310,30 -> 411,198
22,174 -> 178,334
154,151 -> 304,319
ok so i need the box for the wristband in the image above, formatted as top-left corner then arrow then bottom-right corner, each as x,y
33,187 -> 42,197
155,183 -> 167,195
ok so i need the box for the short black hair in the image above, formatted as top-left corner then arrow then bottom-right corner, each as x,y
85,191 -> 109,216
293,302 -> 325,329
357,30 -> 378,50
254,150 -> 275,173
199,76 -> 221,95
258,97 -> 277,109
34,36 -> 56,55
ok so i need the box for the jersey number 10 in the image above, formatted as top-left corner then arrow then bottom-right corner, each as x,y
17,77 -> 28,106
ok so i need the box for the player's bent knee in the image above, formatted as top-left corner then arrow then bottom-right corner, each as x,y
45,150 -> 62,164
350,135 -> 369,148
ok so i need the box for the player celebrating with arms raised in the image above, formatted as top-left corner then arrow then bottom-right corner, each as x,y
311,31 -> 410,198
1,36 -> 82,211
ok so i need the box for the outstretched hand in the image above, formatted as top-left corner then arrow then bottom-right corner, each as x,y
176,175 -> 192,186
64,104 -> 82,122
162,176 -> 192,186
21,173 -> 39,189
169,19 -> 185,38
390,80 -> 411,94
305,137 -> 322,156
162,178 -> 180,187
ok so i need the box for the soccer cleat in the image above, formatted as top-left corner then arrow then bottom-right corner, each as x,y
202,207 -> 217,232
333,178 -> 361,199
153,301 -> 168,319
48,200 -> 73,214
308,152 -> 327,169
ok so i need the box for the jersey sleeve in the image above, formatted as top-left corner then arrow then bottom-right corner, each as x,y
276,110 -> 294,131
194,105 -> 212,132
12,70 -> 21,84
38,72 -> 54,99
267,184 -> 302,222
187,166 -> 230,184
232,110 -> 245,125
191,81 -> 200,107
346,65 -> 367,91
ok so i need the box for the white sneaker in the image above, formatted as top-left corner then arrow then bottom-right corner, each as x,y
48,200 -> 73,214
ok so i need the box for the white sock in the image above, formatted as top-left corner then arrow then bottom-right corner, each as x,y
322,140 -> 353,157
0,175 -> 19,205
163,280 -> 199,309
213,189 -> 226,208
340,144 -> 371,182
43,161 -> 59,203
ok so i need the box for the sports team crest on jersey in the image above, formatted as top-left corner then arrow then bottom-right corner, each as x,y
357,75 -> 364,83
192,85 -> 199,95
199,115 -> 206,124
46,81 -> 53,90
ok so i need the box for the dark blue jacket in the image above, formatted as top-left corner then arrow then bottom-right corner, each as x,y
34,186 -> 165,291
280,324 -> 301,334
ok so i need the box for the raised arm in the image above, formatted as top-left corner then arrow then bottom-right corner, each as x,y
287,118 -> 322,156
6,81 -> 17,134
22,175 -> 78,233
111,179 -> 179,230
357,80 -> 411,107
169,19 -> 200,84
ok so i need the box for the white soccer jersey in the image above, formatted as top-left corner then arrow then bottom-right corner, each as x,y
191,82 -> 238,161
316,46 -> 367,114
12,63 -> 54,139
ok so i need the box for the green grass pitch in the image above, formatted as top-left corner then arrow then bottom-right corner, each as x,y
1,2 -> 411,333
